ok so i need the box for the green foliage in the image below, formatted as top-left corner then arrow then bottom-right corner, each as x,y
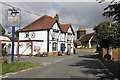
0,24 -> 6,35
2,62 -> 40,74
15,29 -> 19,37
103,3 -> 120,22
111,22 -> 120,48
93,22 -> 120,48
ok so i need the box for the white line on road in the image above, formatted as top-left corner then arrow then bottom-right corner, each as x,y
20,70 -> 27,72
2,76 -> 8,78
26,68 -> 32,70
5,73 -> 12,75
11,72 -> 18,75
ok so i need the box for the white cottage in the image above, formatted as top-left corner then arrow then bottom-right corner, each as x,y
18,14 -> 75,56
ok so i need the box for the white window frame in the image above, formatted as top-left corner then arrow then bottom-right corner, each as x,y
52,42 -> 57,51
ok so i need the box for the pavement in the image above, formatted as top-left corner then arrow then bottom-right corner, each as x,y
1,54 -> 75,65
0,49 -> 119,79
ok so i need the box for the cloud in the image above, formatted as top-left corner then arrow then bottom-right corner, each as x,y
1,2 -> 109,35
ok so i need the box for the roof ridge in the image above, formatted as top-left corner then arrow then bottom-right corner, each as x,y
19,15 -> 57,32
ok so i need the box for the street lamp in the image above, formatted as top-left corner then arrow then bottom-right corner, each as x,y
7,8 -> 20,63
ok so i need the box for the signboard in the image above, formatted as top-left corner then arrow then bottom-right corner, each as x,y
6,8 -> 21,27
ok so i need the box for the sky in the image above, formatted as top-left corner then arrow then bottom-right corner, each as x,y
0,1 -> 112,36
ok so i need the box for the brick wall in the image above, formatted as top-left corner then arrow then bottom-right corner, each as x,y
102,48 -> 120,61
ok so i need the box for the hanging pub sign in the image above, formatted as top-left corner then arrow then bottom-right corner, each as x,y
5,8 -> 21,63
6,8 -> 21,27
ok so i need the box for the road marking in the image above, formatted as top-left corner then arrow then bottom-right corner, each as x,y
2,76 -> 8,78
26,68 -> 32,70
1,54 -> 76,78
6,73 -> 12,75
20,70 -> 26,72
11,72 -> 18,75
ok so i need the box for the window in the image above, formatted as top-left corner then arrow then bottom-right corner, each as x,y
24,32 -> 29,38
52,42 -> 57,51
26,43 -> 30,48
67,35 -> 70,40
53,32 -> 58,40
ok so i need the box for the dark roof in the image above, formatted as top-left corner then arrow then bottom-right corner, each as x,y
79,33 -> 96,42
19,15 -> 57,32
75,39 -> 82,46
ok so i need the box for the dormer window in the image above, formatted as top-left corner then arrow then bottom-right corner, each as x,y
24,32 -> 29,38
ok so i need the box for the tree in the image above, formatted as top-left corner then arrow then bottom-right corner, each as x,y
0,24 -> 6,36
94,22 -> 112,48
96,0 -> 118,4
97,0 -> 120,23
94,22 -> 120,50
103,2 -> 120,23
111,22 -> 120,48
15,29 -> 19,37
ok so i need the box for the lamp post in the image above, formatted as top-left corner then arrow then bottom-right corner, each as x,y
7,8 -> 20,63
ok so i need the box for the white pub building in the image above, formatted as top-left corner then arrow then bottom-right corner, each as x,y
18,14 -> 75,56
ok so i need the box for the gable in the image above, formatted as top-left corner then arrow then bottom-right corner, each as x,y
52,22 -> 60,31
68,27 -> 72,33
68,25 -> 75,35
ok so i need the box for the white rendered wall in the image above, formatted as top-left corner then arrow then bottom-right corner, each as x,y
19,30 -> 48,55
19,42 -> 31,55
2,41 -> 18,55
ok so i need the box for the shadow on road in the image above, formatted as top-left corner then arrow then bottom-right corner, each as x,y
101,60 -> 120,79
78,54 -> 100,59
69,54 -> 115,80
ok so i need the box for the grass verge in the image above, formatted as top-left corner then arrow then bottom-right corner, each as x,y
2,62 -> 40,74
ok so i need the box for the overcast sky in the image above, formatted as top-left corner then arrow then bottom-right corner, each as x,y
0,1 -> 110,34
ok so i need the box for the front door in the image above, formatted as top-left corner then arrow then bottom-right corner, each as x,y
60,43 -> 65,53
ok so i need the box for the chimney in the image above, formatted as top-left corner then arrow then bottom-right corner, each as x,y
54,14 -> 59,22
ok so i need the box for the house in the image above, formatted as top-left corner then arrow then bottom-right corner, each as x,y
79,33 -> 96,48
76,26 -> 96,49
18,14 -> 75,56
59,23 -> 75,54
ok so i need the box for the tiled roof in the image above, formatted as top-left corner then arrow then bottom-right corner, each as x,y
19,14 -> 75,35
19,15 -> 57,32
79,33 -> 96,42
59,24 -> 71,33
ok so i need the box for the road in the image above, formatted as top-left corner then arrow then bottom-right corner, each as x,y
2,49 -> 114,79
